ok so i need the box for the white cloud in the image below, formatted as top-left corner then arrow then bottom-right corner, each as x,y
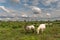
6,18 -> 10,20
46,13 -> 51,16
0,6 -> 10,13
30,6 -> 41,14
21,14 -> 28,17
41,0 -> 58,6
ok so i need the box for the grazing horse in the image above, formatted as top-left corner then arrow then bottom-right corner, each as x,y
37,24 -> 46,34
24,25 -> 35,33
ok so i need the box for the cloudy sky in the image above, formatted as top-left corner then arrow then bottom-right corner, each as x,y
0,0 -> 60,20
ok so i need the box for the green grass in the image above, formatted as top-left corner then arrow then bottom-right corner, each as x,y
0,21 -> 60,40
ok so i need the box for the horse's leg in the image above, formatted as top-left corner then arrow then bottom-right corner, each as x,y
37,29 -> 40,34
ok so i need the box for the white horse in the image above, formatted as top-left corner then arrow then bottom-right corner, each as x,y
24,25 -> 35,33
36,24 -> 46,34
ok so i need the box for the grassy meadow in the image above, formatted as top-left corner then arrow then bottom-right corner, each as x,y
0,21 -> 60,40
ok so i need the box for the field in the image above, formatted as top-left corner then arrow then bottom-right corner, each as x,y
0,21 -> 60,40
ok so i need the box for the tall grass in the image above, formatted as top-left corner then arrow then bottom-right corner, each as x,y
0,21 -> 60,40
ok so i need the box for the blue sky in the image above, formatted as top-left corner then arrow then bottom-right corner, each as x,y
0,0 -> 60,20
